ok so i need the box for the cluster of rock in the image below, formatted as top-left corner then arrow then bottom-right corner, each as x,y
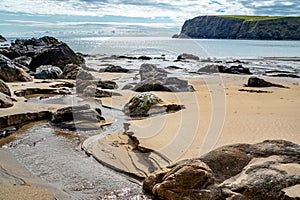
124,63 -> 195,92
143,140 -> 300,199
198,64 -> 252,74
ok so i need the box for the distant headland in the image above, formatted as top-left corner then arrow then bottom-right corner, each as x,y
173,15 -> 300,40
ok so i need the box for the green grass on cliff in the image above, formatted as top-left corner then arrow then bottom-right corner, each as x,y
217,15 -> 286,21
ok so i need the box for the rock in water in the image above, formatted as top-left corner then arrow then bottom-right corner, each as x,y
0,92 -> 13,108
124,92 -> 162,117
143,140 -> 300,200
35,65 -> 63,79
100,65 -> 129,73
177,53 -> 200,61
0,54 -> 33,82
0,35 -> 6,42
51,104 -> 105,131
246,76 -> 286,88
0,79 -> 11,96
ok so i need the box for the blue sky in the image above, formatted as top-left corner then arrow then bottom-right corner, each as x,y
0,0 -> 299,37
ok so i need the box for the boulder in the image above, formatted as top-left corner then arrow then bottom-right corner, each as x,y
124,92 -> 162,117
138,56 -> 152,60
0,79 -> 11,96
76,69 -> 94,80
0,92 -> 14,108
177,53 -> 200,61
83,85 -> 113,98
143,140 -> 300,200
100,65 -> 129,73
51,104 -> 105,131
198,64 -> 251,74
246,76 -> 286,88
0,54 -> 33,82
12,56 -> 32,67
62,64 -> 81,79
96,80 -> 117,89
133,64 -> 194,92
34,65 -> 63,79
0,36 -> 84,71
0,35 -> 6,42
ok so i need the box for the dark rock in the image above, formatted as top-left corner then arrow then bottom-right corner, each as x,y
177,53 -> 200,61
34,65 -> 63,79
0,54 -> 33,82
177,15 -> 300,40
269,74 -> 300,78
198,64 -> 252,74
101,65 -> 129,73
134,64 -> 194,92
0,35 -> 7,42
1,36 -> 84,71
139,63 -> 168,81
246,76 -> 287,88
62,64 -> 81,79
124,92 -> 162,117
96,80 -> 117,89
0,127 -> 18,139
165,65 -> 183,70
83,85 -> 113,98
12,56 -> 32,67
14,88 -> 71,97
76,69 -> 94,80
164,104 -> 183,113
238,89 -> 273,93
0,79 -> 11,96
117,55 -> 137,59
51,104 -> 105,131
138,56 -> 152,60
0,92 -> 14,108
144,140 -> 300,200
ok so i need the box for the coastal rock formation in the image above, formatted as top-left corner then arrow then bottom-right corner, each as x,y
14,87 -> 71,97
0,35 -> 7,42
124,92 -> 162,117
0,80 -> 11,96
62,64 -> 81,79
246,76 -> 286,88
100,65 -> 129,73
51,104 -> 105,131
12,56 -> 32,68
198,64 -> 252,74
83,85 -> 115,98
34,65 -> 63,79
143,140 -> 300,199
0,54 -> 33,82
0,36 -> 85,71
126,63 -> 194,92
177,53 -> 199,61
176,16 -> 300,40
0,92 -> 14,108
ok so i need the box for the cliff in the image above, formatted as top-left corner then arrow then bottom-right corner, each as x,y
174,16 -> 300,40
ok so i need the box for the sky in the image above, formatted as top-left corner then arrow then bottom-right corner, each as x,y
0,0 -> 299,37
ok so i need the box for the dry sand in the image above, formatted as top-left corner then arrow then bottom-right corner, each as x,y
84,74 -> 300,177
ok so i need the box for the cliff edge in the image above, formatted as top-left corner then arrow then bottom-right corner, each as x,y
174,16 -> 300,40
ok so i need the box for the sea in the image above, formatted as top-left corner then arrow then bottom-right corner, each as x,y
58,37 -> 300,58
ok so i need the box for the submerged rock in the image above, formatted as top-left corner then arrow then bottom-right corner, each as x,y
0,92 -> 14,108
0,79 -> 11,96
143,140 -> 300,200
124,92 -> 162,117
51,104 -> 105,131
0,54 -> 33,82
246,76 -> 287,88
34,65 -> 63,79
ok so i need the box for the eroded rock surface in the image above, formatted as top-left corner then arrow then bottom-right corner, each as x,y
143,140 -> 300,200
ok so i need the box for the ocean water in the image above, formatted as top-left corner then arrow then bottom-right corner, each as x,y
60,37 -> 300,58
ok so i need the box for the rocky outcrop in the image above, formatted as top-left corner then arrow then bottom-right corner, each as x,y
34,65 -> 63,79
0,79 -> 11,96
0,36 -> 85,71
0,35 -> 6,42
51,104 -> 105,131
177,53 -> 199,61
0,92 -> 14,108
124,92 -> 162,117
176,16 -> 300,40
125,64 -> 194,92
246,76 -> 287,88
100,65 -> 129,73
143,140 -> 300,199
0,54 -> 33,82
198,64 -> 252,74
